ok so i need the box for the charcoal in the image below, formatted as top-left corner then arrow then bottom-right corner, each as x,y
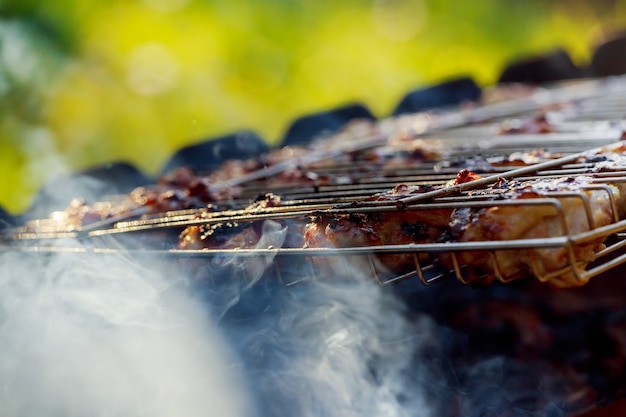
160,130 -> 270,175
0,205 -> 13,229
590,32 -> 626,77
498,49 -> 583,84
24,161 -> 150,221
280,103 -> 375,147
392,77 -> 481,116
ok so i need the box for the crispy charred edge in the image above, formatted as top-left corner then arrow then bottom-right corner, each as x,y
179,221 -> 251,250
178,193 -> 305,250
303,214 -> 444,278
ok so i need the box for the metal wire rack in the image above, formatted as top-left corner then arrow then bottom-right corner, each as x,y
5,77 -> 626,287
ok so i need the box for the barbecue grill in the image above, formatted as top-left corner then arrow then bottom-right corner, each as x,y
4,74 -> 626,417
6,77 -> 626,287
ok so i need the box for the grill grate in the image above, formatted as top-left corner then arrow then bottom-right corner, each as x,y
6,77 -> 626,287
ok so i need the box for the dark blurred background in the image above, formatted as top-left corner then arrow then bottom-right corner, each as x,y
0,0 -> 624,213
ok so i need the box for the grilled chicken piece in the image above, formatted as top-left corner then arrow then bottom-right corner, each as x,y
303,170 -> 481,277
178,194 -> 304,251
488,149 -> 562,167
499,113 -> 554,135
440,175 -> 621,288
304,170 -> 622,288
22,167 -> 225,233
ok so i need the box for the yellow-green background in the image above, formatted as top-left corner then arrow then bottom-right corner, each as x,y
0,0 -> 624,213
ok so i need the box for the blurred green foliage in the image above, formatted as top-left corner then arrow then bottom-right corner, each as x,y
0,0 -> 624,213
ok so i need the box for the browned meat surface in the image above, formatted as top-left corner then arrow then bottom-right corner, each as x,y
440,175 -> 620,288
499,113 -> 554,134
303,170 -> 481,276
489,149 -> 562,167
178,194 -> 305,251
304,170 -> 623,288
23,167 -> 225,232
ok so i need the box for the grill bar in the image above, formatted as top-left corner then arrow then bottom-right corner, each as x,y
7,77 -> 626,287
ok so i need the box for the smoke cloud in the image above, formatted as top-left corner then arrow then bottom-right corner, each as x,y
0,233 -> 443,417
0,237 -> 584,417
222,278 -> 438,417
0,245 -> 249,417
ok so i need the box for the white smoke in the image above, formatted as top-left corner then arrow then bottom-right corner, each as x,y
0,232 -> 582,417
187,219 -> 288,319
0,235 -> 442,417
224,278 -> 437,417
0,245 -> 249,417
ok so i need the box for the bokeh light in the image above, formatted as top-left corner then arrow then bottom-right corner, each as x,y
0,0 -> 624,213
